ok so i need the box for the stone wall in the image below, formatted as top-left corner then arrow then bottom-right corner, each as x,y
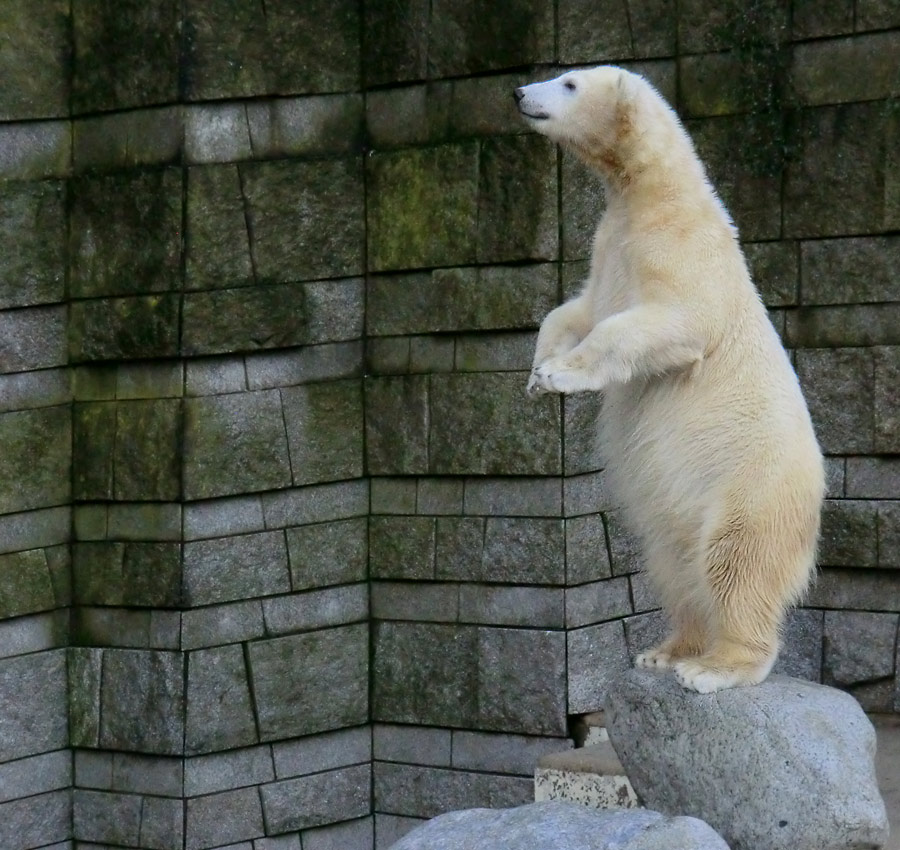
0,1 -> 898,849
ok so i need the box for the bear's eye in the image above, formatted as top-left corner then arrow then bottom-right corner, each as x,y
564,80 -> 577,91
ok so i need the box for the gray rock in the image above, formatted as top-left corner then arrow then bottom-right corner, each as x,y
606,669 -> 889,850
388,801 -> 728,850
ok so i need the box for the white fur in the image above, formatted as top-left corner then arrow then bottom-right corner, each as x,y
517,67 -> 825,693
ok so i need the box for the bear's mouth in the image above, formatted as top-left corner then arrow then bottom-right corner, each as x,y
520,110 -> 549,120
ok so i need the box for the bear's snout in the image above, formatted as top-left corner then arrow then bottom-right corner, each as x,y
513,87 -> 525,103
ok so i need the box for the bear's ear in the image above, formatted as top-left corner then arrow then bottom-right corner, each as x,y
615,70 -> 639,105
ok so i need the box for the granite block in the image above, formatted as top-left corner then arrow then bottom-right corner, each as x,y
365,376 -> 430,475
373,725 -> 452,767
185,745 -> 274,797
185,787 -> 265,850
262,584 -> 369,634
272,726 -> 371,779
0,304 -> 67,373
286,517 -> 368,591
567,620 -> 631,713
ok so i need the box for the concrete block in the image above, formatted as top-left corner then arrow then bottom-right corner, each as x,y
248,624 -> 368,740
272,726 -> 371,780
184,530 -> 290,607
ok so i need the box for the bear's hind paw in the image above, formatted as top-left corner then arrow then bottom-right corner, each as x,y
635,648 -> 676,670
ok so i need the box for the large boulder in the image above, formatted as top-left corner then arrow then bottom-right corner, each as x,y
606,669 -> 889,850
388,801 -> 729,849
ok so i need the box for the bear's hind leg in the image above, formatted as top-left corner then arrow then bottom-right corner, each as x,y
635,608 -> 707,670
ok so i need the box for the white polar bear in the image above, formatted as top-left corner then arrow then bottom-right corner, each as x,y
516,66 -> 824,693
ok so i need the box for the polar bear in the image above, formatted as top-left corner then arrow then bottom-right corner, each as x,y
515,66 -> 824,693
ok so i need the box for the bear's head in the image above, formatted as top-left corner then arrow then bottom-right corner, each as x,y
514,66 -> 648,173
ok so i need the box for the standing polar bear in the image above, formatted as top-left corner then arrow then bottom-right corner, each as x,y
516,67 -> 824,693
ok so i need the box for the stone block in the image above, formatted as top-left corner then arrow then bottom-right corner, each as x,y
0,180 -> 65,308
415,479 -> 463,515
463,477 -> 562,517
0,0 -> 68,119
365,84 -> 450,149
183,531 -> 290,607
455,332 -> 535,373
282,381 -> 364,486
847,457 -> 900,499
368,266 -> 555,338
241,158 -> 364,282
879,501 -> 900,569
71,0 -> 179,112
678,0 -> 787,54
785,102 -> 889,237
111,399 -> 181,501
807,568 -> 900,612
271,727 -> 370,782
825,457 -> 845,499
792,0 -> 853,37
565,577 -> 633,628
428,0 -> 554,77
370,516 -> 435,580
183,390 -> 291,500
286,517 -> 368,590
0,790 -> 71,849
69,294 -> 181,362
568,621 -> 631,713
100,649 -> 185,755
363,0 -> 429,85
791,32 -> 900,106
0,549 -> 56,618
563,393 -> 604,475
69,647 -> 102,748
0,612 -> 64,660
785,303 -> 900,348
186,164 -> 253,292
261,764 -> 371,833
72,106 -> 182,173
823,611 -> 898,688
436,517 -> 565,584
623,610 -> 667,659
247,94 -> 365,159
141,795 -> 184,849
857,0 -> 900,28
106,503 -> 182,542
0,506 -> 69,556
875,347 -> 900,453
773,608 -> 824,681
367,337 -> 411,376
430,373 -> 561,475
263,584 -> 368,634
558,0 -> 631,63
798,240 -> 889,302
185,787 -> 265,850
0,652 -> 68,763
371,582 -> 459,623
72,607 -> 152,649
373,763 -> 531,819
248,624 -> 368,740
477,136 -> 558,263
376,814 -> 424,849
606,513 -> 643,576
796,348 -> 874,454
185,745 -> 274,797
365,376 -> 430,475
561,151 -> 606,261
0,368 -> 70,415
367,144 -> 479,271
181,600 -> 265,651
184,103 -> 253,164
819,500 -> 878,568
246,341 -> 364,391
186,645 -> 258,755
0,121 -> 71,180
0,304 -> 67,373
680,52 -> 756,118
69,169 -> 182,298
688,114 -> 783,241
448,74 -> 530,139
566,515 -> 612,585
183,495 -> 264,541
262,480 -> 369,529
107,752 -> 182,798
74,789 -> 142,845
452,731 -> 570,776
0,406 -> 70,514
303,817 -> 374,850
183,0 -> 359,100
374,725 -> 452,767
457,586 -> 564,628
744,241 -> 799,307
0,750 -> 70,804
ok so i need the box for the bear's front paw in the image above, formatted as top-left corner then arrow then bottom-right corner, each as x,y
527,358 -> 587,396
526,367 -> 553,397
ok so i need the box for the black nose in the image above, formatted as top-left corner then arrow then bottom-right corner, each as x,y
513,87 -> 524,103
